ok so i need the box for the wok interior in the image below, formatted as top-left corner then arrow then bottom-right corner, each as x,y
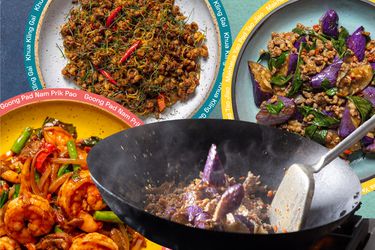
88,119 -> 361,230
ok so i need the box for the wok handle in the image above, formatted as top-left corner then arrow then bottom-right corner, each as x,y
313,114 -> 375,173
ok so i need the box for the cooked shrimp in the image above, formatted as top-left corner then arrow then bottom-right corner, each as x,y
0,236 -> 21,250
58,170 -> 106,232
69,233 -> 118,250
4,193 -> 54,244
36,233 -> 72,250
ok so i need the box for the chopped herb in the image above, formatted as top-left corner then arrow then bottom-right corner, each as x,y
326,87 -> 338,96
332,26 -> 349,58
347,96 -> 373,122
257,51 -> 271,63
54,225 -> 64,233
305,125 -> 328,145
56,43 -> 66,59
299,106 -> 340,127
271,74 -> 293,86
287,43 -> 304,97
269,52 -> 288,70
43,117 -> 77,139
266,99 -> 285,115
35,171 -> 40,183
292,27 -> 328,42
321,78 -> 332,90
80,136 -> 101,147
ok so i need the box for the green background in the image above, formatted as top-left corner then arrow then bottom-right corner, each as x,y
211,0 -> 268,118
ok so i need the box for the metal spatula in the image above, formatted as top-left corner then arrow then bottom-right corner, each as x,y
270,115 -> 375,233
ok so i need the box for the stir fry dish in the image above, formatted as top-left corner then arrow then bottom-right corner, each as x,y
0,118 -> 146,249
145,144 -> 273,234
61,0 -> 208,117
250,9 -> 375,155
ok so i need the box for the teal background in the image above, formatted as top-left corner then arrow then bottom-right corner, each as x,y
210,0 -> 268,118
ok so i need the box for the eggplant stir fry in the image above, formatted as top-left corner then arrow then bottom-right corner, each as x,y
145,144 -> 274,234
61,0 -> 208,117
0,118 -> 146,250
251,9 -> 375,155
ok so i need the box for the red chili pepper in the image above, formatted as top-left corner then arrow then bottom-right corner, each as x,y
106,6 -> 122,27
35,143 -> 56,172
99,69 -> 118,86
157,94 -> 166,112
119,41 -> 141,64
344,149 -> 353,155
84,146 -> 92,153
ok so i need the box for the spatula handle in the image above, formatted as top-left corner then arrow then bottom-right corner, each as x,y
313,114 -> 375,173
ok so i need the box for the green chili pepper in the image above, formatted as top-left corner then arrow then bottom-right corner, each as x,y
67,140 -> 80,171
11,127 -> 32,154
93,211 -> 123,223
13,184 -> 21,199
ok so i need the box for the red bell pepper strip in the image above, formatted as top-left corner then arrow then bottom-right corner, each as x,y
157,94 -> 166,112
35,143 -> 56,173
119,41 -> 141,64
106,6 -> 122,27
99,69 -> 118,86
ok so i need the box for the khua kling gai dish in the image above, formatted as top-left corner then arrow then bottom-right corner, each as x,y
250,9 -> 375,156
146,144 -> 275,234
61,0 -> 208,117
0,118 -> 146,249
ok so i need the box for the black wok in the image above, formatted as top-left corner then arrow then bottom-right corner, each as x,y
87,119 -> 361,250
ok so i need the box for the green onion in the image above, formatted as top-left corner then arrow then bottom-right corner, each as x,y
93,211 -> 123,223
0,190 -> 9,208
13,184 -> 21,199
54,225 -> 64,233
11,127 -> 32,154
67,140 -> 80,171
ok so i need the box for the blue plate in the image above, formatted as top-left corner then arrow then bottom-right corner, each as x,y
231,0 -> 375,182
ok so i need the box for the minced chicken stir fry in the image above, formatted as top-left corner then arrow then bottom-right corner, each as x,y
0,118 -> 146,250
61,0 -> 208,117
145,144 -> 273,234
250,9 -> 375,155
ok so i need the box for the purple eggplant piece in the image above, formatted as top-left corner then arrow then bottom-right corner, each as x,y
319,9 -> 339,38
248,61 -> 273,107
194,212 -> 211,229
310,58 -> 343,89
371,63 -> 375,71
256,96 -> 296,126
294,36 -> 307,50
338,106 -> 357,138
287,53 -> 298,75
202,144 -> 225,187
213,184 -> 244,221
347,26 -> 366,61
362,87 -> 375,107
186,206 -> 203,222
234,215 -> 255,233
365,142 -> 375,153
362,136 -> 374,147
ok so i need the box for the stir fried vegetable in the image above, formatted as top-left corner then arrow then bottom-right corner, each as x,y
251,9 -> 375,155
61,0 -> 208,116
0,118 -> 146,249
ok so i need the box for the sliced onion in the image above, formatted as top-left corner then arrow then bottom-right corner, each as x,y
48,172 -> 73,193
38,163 -> 52,190
51,158 -> 86,165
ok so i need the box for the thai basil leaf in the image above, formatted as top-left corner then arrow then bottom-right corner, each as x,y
271,74 -> 293,86
269,52 -> 288,70
287,43 -> 304,97
326,87 -> 338,96
305,125 -> 328,145
292,28 -> 328,42
321,78 -> 331,90
257,51 -> 271,63
332,26 -> 349,57
43,117 -> 77,139
81,136 -> 101,147
348,96 -> 373,122
299,106 -> 340,127
266,99 -> 285,115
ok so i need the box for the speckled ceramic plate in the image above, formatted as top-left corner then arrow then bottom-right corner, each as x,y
220,0 -> 375,215
27,0 -> 232,123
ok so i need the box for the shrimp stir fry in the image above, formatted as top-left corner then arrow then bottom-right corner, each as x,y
0,117 -> 146,249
